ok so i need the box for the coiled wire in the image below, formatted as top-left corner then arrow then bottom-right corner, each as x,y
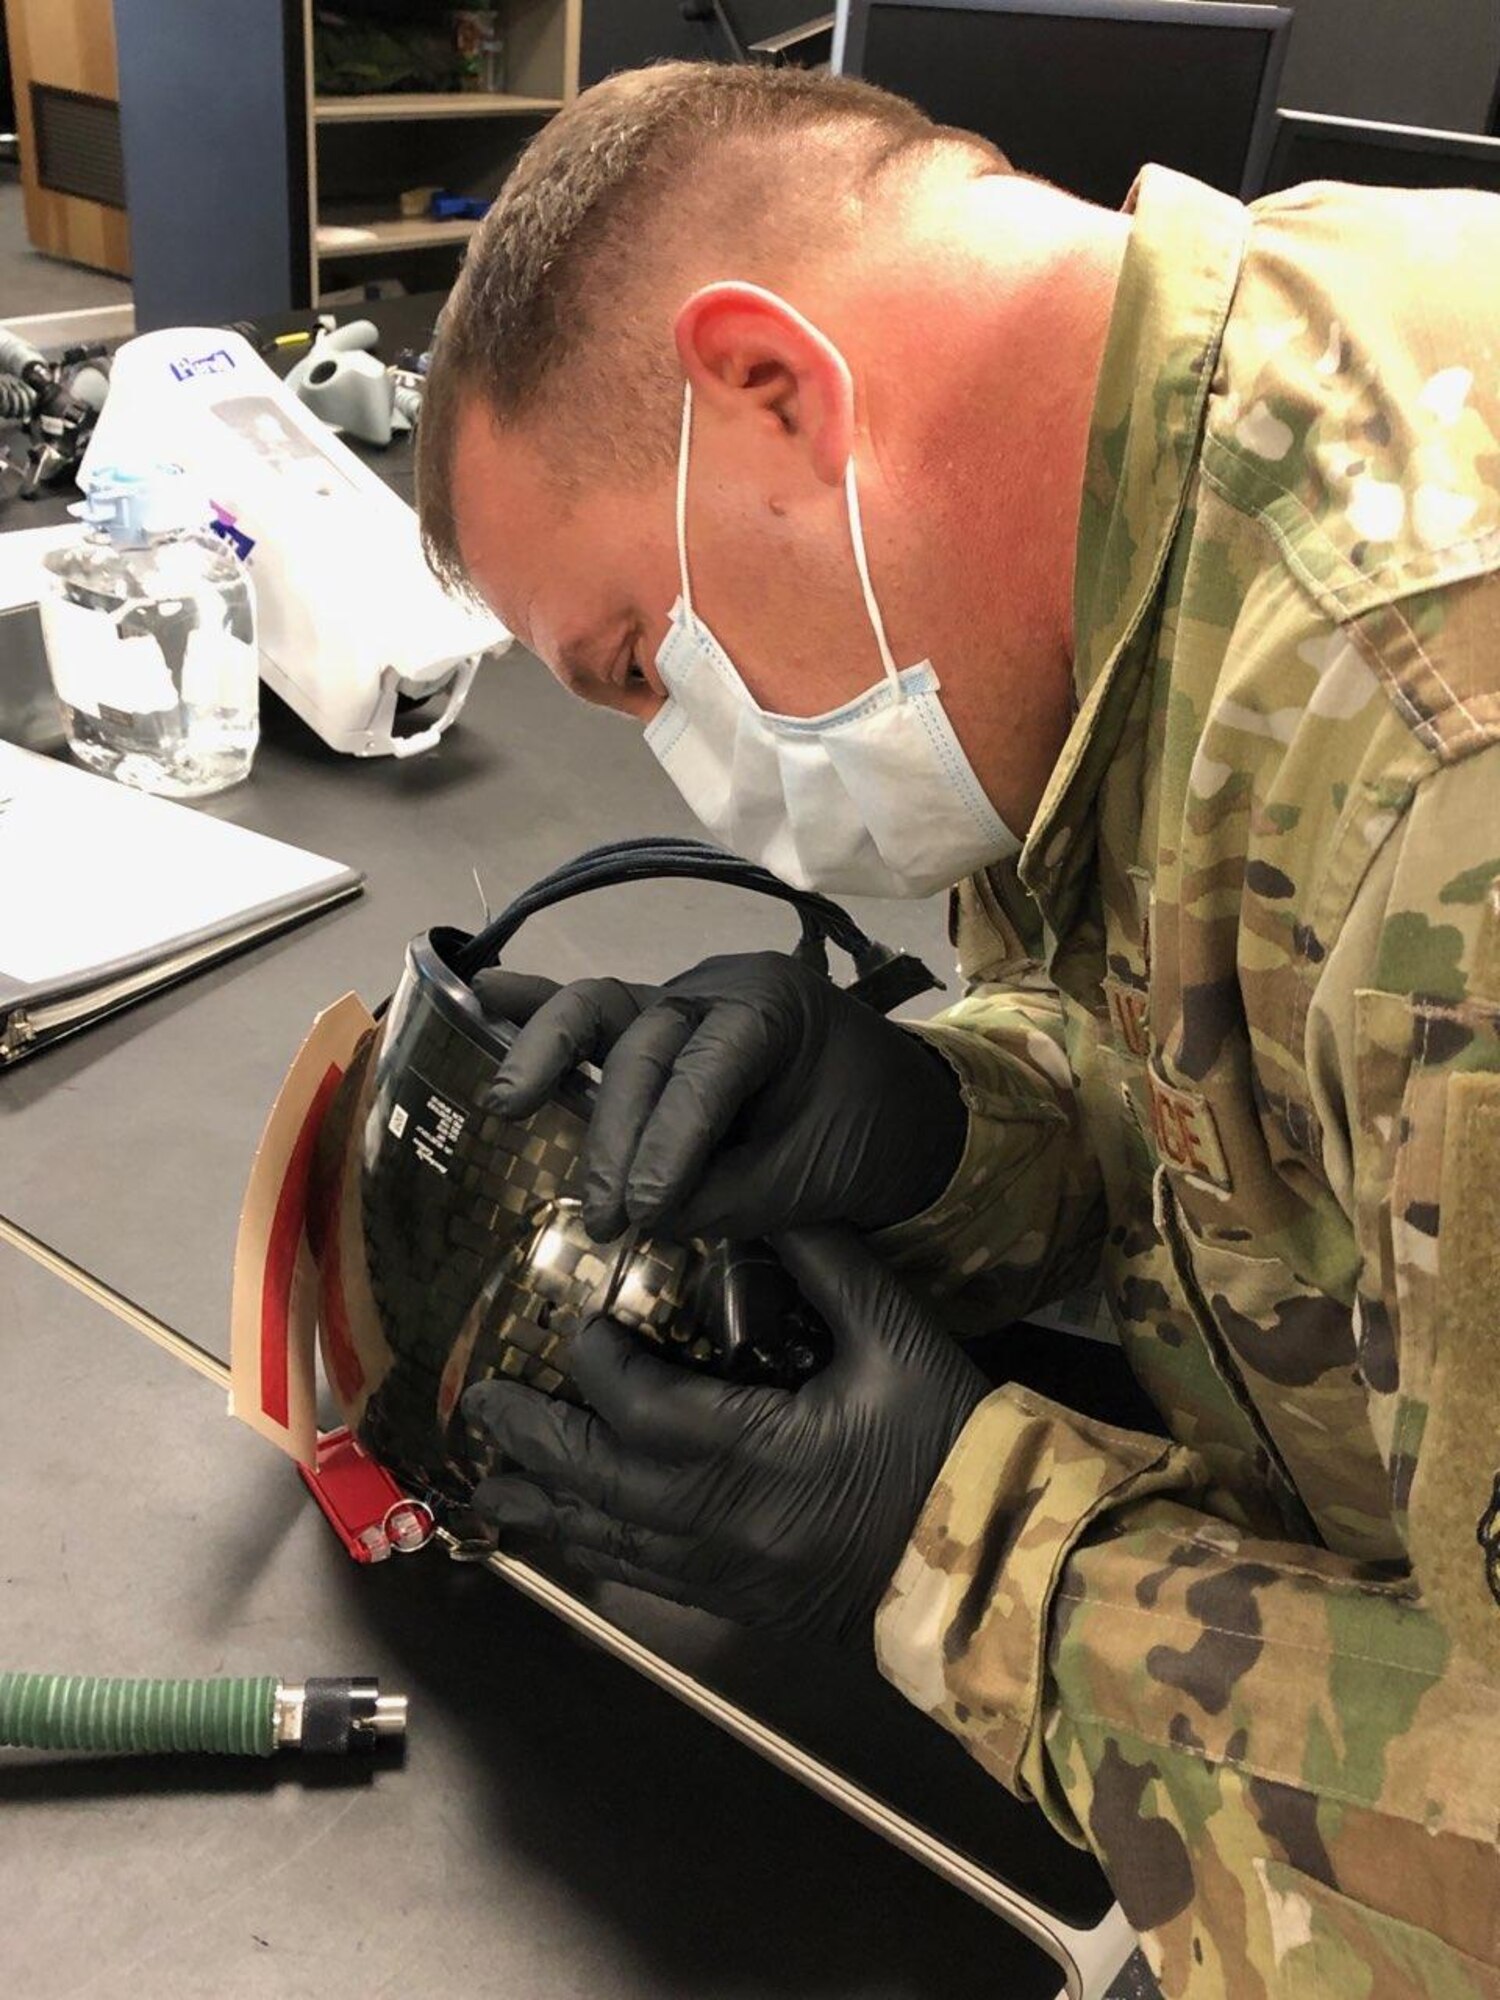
0,376 -> 35,421
0,326 -> 45,423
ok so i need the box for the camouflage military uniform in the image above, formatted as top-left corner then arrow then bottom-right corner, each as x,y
874,167 -> 1500,1996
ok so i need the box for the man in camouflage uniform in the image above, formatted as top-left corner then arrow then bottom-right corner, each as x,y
872,166 -> 1500,1996
419,61 -> 1500,1999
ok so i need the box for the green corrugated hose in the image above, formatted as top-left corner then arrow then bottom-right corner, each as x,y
0,1674 -> 278,1756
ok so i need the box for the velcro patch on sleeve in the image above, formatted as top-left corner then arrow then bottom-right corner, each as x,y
1410,1067 -> 1500,1671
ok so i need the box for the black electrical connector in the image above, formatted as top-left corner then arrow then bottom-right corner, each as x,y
848,943 -> 945,1014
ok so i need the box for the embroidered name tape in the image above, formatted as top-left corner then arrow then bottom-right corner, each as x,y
1147,1067 -> 1231,1192
1103,975 -> 1150,1060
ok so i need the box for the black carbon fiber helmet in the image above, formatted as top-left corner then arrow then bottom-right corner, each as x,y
303,839 -> 940,1508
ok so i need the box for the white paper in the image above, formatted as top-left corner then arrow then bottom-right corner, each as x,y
0,523 -> 74,613
0,741 -> 350,986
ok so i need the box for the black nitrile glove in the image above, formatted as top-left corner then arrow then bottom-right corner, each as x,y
461,1226 -> 990,1643
470,953 -> 966,1244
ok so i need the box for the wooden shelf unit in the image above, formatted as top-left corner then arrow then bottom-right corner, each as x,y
301,0 -> 581,298
315,215 -> 480,256
314,90 -> 564,124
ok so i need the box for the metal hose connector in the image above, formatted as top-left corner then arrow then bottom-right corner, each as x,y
0,327 -> 46,375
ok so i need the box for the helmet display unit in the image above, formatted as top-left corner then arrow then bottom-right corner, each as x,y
231,836 -> 1135,2000
302,836 -> 935,1509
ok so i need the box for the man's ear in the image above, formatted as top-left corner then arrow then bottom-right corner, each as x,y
673,282 -> 854,487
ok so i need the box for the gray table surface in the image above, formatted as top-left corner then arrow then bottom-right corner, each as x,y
1,1241 -> 1066,2000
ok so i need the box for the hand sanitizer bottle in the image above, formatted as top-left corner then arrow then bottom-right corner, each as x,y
39,462 -> 259,798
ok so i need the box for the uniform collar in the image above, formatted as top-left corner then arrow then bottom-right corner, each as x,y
1019,167 -> 1250,936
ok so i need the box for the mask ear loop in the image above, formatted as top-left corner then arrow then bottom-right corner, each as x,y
676,384 -> 696,621
844,449 -> 905,700
681,377 -> 900,700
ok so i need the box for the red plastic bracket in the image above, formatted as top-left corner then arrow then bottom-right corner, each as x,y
299,1427 -> 435,1563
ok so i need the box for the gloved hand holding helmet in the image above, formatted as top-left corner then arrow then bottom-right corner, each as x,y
462,1225 -> 990,1642
473,949 -> 968,1246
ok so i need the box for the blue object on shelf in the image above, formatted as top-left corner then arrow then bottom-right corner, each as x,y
429,193 -> 491,221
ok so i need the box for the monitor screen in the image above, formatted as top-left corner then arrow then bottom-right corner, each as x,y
841,1 -> 1288,208
1261,113 -> 1500,199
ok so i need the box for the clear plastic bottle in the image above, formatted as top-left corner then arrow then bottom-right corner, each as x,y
39,462 -> 259,798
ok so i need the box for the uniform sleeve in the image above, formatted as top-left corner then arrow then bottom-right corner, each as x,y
874,879 -> 1106,1331
873,750 -> 1500,1868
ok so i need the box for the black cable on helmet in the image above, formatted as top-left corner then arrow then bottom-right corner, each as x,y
449,837 -> 943,1015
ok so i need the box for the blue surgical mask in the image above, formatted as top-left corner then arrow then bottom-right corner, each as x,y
644,381 -> 1019,899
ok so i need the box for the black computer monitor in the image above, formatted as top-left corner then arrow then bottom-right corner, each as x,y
1259,110 -> 1500,199
834,0 -> 1292,208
